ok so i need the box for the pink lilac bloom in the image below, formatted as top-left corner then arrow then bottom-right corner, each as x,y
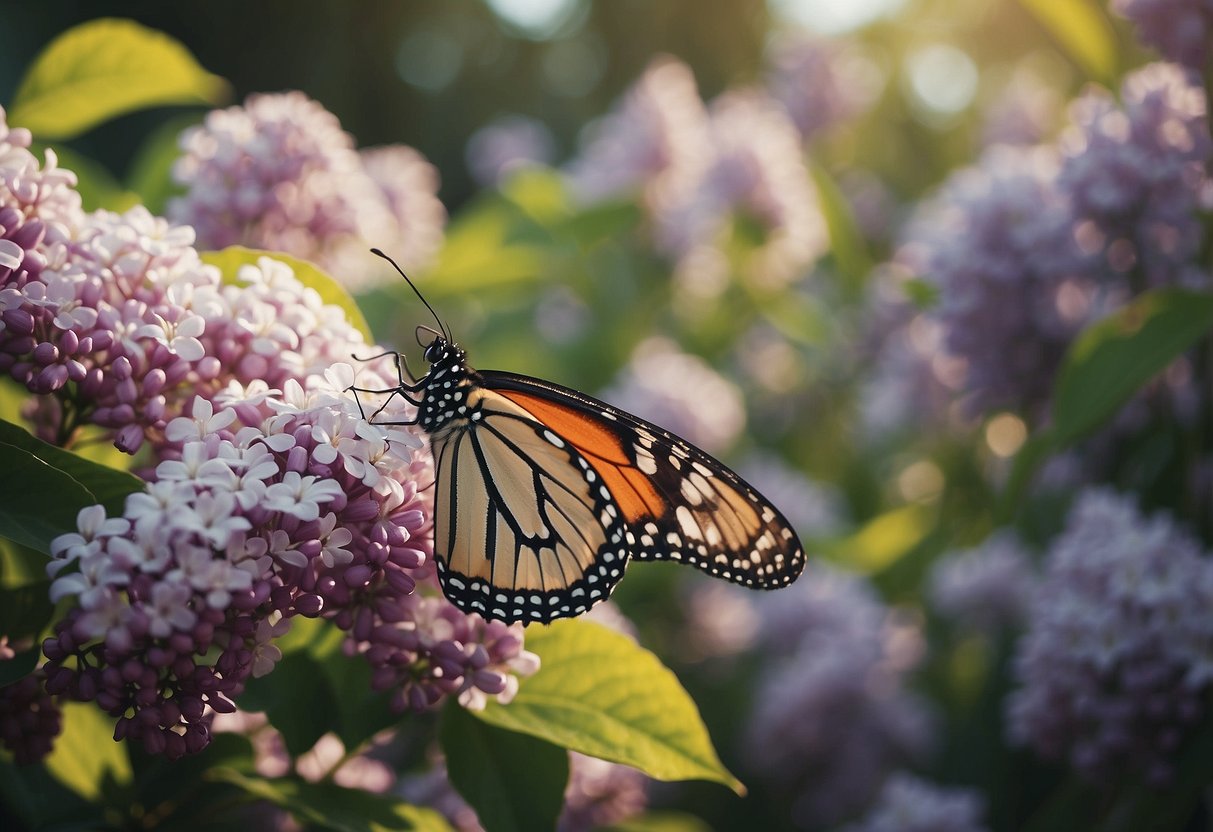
654,89 -> 827,294
1006,489 -> 1213,785
465,114 -> 557,187
747,564 -> 931,827
899,144 -> 1106,419
169,92 -> 444,290
1111,0 -> 1213,70
928,531 -> 1036,634
840,773 -> 990,832
1059,63 -> 1211,289
600,337 -> 745,455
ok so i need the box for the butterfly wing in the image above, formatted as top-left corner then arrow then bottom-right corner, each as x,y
479,371 -> 806,592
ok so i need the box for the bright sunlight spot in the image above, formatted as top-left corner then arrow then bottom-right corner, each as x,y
985,413 -> 1028,458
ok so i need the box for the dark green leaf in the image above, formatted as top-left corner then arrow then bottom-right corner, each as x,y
126,113 -> 200,215
209,769 -> 455,832
0,581 -> 54,683
1052,289 -> 1213,446
8,18 -> 229,139
0,418 -> 143,554
473,620 -> 742,793
201,247 -> 373,343
440,700 -> 569,832
238,650 -> 337,757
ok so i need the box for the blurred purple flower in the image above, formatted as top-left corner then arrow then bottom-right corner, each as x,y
465,114 -> 556,187
981,67 -> 1063,148
601,337 -> 745,455
840,773 -> 989,832
0,671 -> 61,764
1111,0 -> 1213,69
928,531 -> 1036,634
1059,62 -> 1211,288
900,144 -> 1105,417
737,451 -> 849,538
1007,489 -> 1213,784
748,564 -> 931,827
169,92 -> 444,290
765,33 -> 879,139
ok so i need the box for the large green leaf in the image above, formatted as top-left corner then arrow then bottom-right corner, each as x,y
209,769 -> 454,832
440,700 -> 569,832
0,418 -> 143,554
201,247 -> 373,343
473,619 -> 742,794
238,650 -> 338,758
1017,0 -> 1118,85
8,18 -> 229,139
45,701 -> 132,801
1051,289 -> 1213,446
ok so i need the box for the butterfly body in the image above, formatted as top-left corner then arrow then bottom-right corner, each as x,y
408,333 -> 806,625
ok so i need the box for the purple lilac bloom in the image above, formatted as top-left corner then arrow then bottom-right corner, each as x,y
465,114 -> 557,187
737,452 -> 849,538
747,564 -> 931,827
1007,489 -> 1213,784
169,92 -> 445,289
600,337 -> 745,455
900,144 -> 1105,418
654,89 -> 827,294
1111,0 -> 1213,70
928,531 -> 1036,634
765,33 -> 878,139
0,672 -> 62,764
840,773 -> 989,832
1058,62 -> 1211,289
981,67 -> 1063,148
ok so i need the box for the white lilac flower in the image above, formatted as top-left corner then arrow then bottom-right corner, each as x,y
840,773 -> 990,832
1007,489 -> 1213,784
747,564 -> 931,827
928,531 -> 1036,634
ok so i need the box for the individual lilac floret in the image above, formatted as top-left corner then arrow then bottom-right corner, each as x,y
1006,489 -> 1213,785
747,565 -> 931,827
900,144 -> 1104,418
654,89 -> 827,294
600,338 -> 745,455
1058,63 -> 1211,288
765,33 -> 878,139
928,531 -> 1036,634
566,56 -> 711,210
465,114 -> 557,187
839,773 -> 990,832
1111,0 -> 1213,70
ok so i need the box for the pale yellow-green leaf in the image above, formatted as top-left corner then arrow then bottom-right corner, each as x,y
45,702 -> 131,800
823,503 -> 935,573
201,247 -> 373,343
9,18 -> 229,139
1018,0 -> 1118,85
474,619 -> 743,794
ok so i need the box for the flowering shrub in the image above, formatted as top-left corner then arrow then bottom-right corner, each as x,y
2,7 -> 1213,832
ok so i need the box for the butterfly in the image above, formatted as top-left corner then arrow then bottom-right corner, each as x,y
353,250 -> 805,625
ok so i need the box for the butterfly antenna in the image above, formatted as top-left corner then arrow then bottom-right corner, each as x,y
370,248 -> 449,340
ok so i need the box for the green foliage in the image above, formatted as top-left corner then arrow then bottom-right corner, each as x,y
440,701 -> 570,832
474,619 -> 743,794
8,18 -> 229,139
0,417 -> 142,554
45,702 -> 133,801
1016,0 -> 1120,85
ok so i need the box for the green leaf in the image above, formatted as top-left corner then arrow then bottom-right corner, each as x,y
209,769 -> 455,832
127,113 -> 200,215
201,247 -> 373,343
238,650 -> 338,758
45,701 -> 132,801
421,194 -> 551,296
808,161 -> 874,296
821,503 -> 935,573
473,619 -> 742,794
440,700 -> 569,832
0,418 -> 143,554
1017,0 -> 1118,85
1052,289 -> 1213,446
8,18 -> 229,139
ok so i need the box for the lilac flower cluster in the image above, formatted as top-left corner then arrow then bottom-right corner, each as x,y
168,92 -> 445,290
747,564 -> 931,827
1112,0 -> 1213,70
465,115 -> 556,187
0,672 -> 62,764
840,773 -> 989,832
765,33 -> 878,139
1058,62 -> 1211,289
1007,489 -> 1213,784
928,531 -> 1035,634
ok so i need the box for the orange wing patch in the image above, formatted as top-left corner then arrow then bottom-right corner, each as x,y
495,389 -> 667,524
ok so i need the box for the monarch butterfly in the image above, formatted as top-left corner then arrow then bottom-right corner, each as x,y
353,250 -> 805,625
